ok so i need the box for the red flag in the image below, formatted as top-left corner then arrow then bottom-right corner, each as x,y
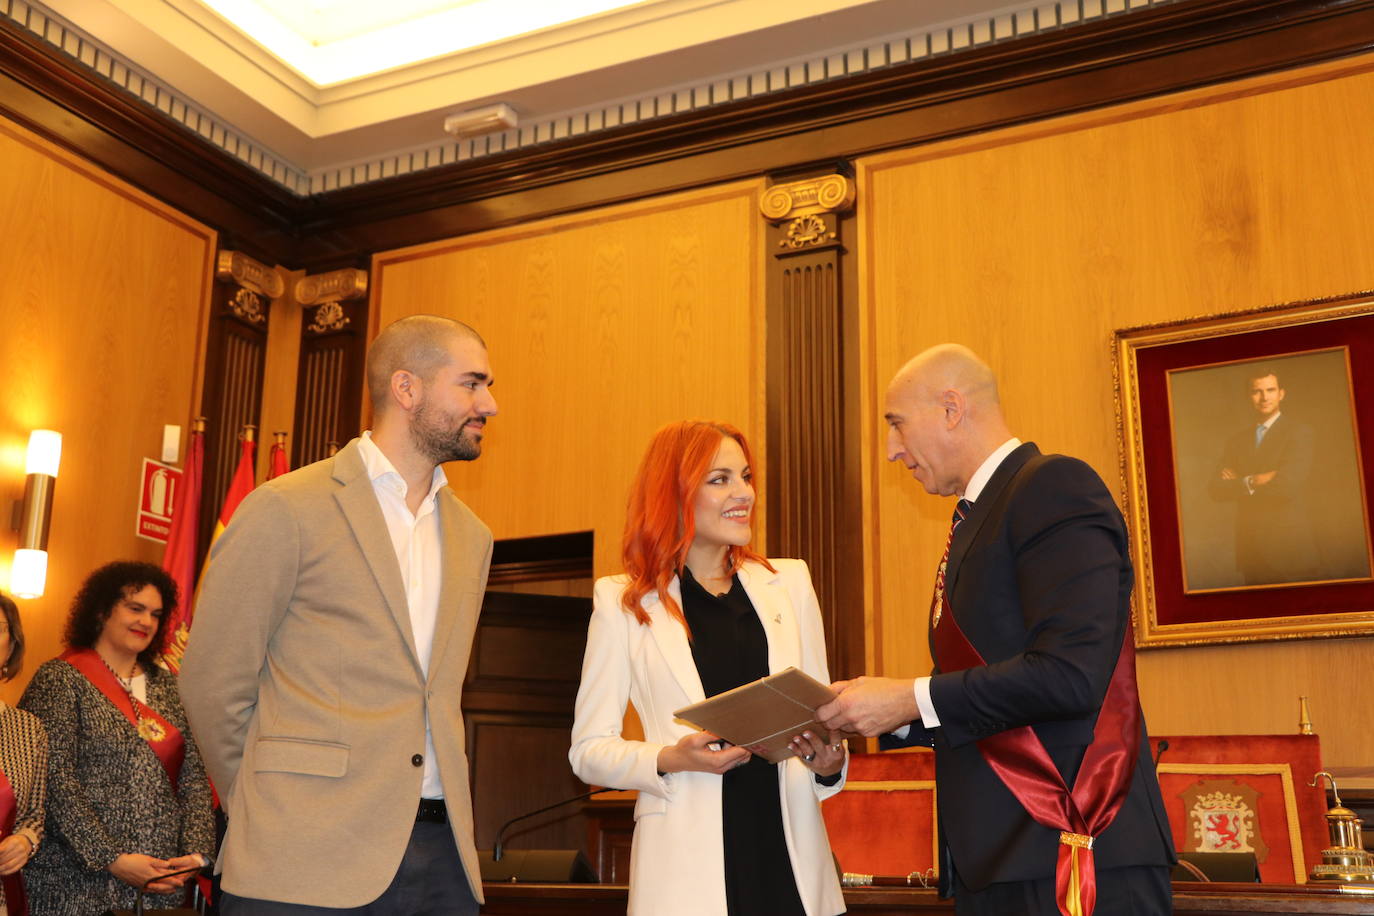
158,423 -> 204,674
214,434 -> 258,540
172,429 -> 257,670
266,433 -> 289,481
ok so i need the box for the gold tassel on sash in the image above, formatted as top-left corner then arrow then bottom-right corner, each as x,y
1059,831 -> 1094,916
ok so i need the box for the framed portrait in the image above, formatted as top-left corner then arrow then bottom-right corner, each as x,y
1115,292 -> 1374,647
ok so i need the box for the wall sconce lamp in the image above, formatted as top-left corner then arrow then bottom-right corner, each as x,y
10,430 -> 61,599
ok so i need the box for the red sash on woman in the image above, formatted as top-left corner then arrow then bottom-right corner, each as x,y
0,767 -> 28,916
59,649 -> 186,784
932,600 -> 1140,916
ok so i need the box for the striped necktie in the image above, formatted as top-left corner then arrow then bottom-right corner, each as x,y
1255,423 -> 1268,448
931,498 -> 973,629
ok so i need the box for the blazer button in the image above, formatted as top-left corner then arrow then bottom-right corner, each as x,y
411,754 -> 424,767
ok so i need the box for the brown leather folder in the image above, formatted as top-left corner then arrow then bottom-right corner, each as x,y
673,667 -> 837,763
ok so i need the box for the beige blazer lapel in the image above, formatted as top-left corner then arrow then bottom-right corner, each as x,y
738,562 -> 802,675
643,577 -> 706,704
427,491 -> 480,684
331,444 -> 421,675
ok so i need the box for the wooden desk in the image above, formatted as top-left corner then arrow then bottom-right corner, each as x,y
480,882 -> 1374,915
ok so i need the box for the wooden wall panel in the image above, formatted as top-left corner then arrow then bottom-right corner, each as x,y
857,55 -> 1374,768
0,117 -> 213,703
256,269 -> 303,482
463,591 -> 593,853
371,183 -> 765,577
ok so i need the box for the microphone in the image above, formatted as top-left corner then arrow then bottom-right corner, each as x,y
492,789 -> 609,861
1153,739 -> 1169,772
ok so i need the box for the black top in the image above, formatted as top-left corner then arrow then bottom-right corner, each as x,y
681,568 -> 806,916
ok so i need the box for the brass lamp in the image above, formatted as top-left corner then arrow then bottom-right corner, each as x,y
10,429 -> 61,599
1309,771 -> 1374,883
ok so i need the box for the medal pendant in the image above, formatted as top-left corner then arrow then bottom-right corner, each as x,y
137,716 -> 167,743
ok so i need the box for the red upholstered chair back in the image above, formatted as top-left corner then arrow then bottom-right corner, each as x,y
1151,734 -> 1329,884
823,736 -> 1329,884
822,748 -> 937,878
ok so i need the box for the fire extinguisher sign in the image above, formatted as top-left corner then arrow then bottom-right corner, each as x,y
137,458 -> 183,543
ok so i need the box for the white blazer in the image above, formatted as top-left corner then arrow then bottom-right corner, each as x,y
569,559 -> 847,916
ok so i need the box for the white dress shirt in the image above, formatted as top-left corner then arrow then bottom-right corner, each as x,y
904,438 -> 1022,733
357,431 -> 447,798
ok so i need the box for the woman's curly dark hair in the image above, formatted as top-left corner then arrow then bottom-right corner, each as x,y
64,561 -> 179,672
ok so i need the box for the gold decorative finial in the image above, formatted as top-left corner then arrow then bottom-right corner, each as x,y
240,424 -> 257,443
1299,696 -> 1314,735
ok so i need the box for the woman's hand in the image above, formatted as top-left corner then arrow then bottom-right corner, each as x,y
109,853 -> 180,894
657,731 -> 750,775
789,730 -> 845,777
162,854 -> 207,886
0,834 -> 32,875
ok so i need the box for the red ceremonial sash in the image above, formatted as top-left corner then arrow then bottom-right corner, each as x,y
932,599 -> 1140,916
59,650 -> 186,785
0,767 -> 28,916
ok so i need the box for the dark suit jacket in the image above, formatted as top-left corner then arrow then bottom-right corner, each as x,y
883,443 -> 1174,893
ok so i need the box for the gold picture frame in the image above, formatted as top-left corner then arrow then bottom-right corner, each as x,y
1115,292 -> 1374,647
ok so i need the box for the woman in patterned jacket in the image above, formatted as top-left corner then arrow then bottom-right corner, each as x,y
1,593 -> 46,916
19,562 -> 215,915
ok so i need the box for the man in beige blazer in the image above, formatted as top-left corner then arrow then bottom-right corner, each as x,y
181,315 -> 498,914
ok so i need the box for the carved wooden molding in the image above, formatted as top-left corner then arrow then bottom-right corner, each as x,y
296,268 -> 367,336
760,174 -> 856,221
303,301 -> 349,335
762,168 -> 864,678
228,288 -> 267,325
295,268 -> 368,305
215,250 -> 286,299
761,174 -> 856,251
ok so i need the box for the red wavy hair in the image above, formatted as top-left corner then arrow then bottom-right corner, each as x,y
620,420 -> 773,629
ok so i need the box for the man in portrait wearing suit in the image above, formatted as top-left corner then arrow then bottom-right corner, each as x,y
817,344 -> 1174,915
1208,368 -> 1319,586
181,315 -> 498,914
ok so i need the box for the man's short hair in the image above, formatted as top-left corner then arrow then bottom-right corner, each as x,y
1247,367 -> 1281,387
365,315 -> 484,413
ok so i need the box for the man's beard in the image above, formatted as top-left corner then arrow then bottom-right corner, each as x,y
411,399 -> 483,463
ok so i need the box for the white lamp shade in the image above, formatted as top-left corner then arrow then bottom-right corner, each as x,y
25,430 -> 62,477
10,549 -> 48,599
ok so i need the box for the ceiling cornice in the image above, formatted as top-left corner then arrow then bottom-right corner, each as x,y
3,0 -> 1373,270
292,0 -> 1374,264
6,0 -> 1172,194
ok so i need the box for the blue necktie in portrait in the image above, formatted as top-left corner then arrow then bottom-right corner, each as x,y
1255,423 -> 1267,448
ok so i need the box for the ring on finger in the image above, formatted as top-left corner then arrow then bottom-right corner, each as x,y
830,743 -> 842,751
802,752 -> 816,762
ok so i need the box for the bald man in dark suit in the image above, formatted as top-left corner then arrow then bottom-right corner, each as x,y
818,345 -> 1174,915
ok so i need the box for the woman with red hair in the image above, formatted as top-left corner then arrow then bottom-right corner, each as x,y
570,420 -> 847,916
